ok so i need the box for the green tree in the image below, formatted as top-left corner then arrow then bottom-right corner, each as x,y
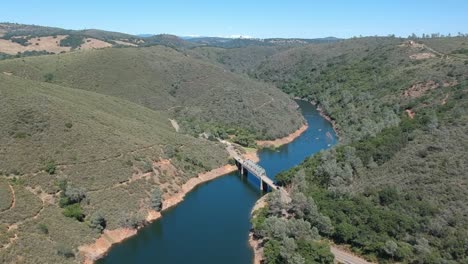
89,212 -> 106,232
63,203 -> 84,221
383,240 -> 398,259
297,240 -> 334,264
264,240 -> 282,264
151,187 -> 163,211
334,222 -> 358,243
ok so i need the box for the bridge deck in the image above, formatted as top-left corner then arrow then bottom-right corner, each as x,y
234,156 -> 278,190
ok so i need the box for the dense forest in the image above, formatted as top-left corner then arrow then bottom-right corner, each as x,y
247,37 -> 467,263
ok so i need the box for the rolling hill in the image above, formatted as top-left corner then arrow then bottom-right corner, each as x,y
0,46 -> 304,141
0,25 -> 308,263
0,73 -> 232,263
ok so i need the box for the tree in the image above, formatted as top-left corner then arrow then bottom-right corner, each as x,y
287,218 -> 316,240
164,145 -> 176,158
264,240 -> 282,264
63,203 -> 84,221
267,191 -> 286,216
65,186 -> 86,204
334,222 -> 358,243
151,187 -> 163,211
264,216 -> 288,239
378,187 -> 399,206
383,240 -> 398,259
280,237 -> 298,260
89,212 -> 106,232
297,240 -> 334,264
290,192 -> 314,219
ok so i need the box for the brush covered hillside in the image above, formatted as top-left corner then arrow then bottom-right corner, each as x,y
242,37 -> 468,263
0,25 -> 306,263
0,46 -> 304,144
0,23 -> 198,59
0,73 -> 231,263
0,23 -> 143,58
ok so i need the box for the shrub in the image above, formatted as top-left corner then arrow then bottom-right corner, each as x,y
10,37 -> 29,46
142,161 -> 153,173
65,122 -> 73,129
59,196 -> 71,208
89,212 -> 106,232
64,186 -> 86,203
163,145 -> 176,158
37,223 -> 49,234
56,179 -> 68,191
63,203 -> 84,221
120,213 -> 145,229
43,73 -> 54,82
44,160 -> 56,175
14,132 -> 27,138
57,245 -> 75,258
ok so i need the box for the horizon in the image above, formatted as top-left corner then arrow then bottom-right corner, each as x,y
1,0 -> 467,39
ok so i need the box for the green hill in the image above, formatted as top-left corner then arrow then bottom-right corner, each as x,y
246,37 -> 468,263
0,73 -> 228,263
0,46 -> 304,142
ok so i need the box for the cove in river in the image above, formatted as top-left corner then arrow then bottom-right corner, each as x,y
97,100 -> 337,264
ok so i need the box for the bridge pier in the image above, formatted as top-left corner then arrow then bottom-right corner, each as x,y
235,159 -> 248,178
260,178 -> 268,192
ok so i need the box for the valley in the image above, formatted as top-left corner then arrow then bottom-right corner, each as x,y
0,20 -> 466,264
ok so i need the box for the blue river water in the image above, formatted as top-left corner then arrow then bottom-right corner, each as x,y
98,100 -> 337,264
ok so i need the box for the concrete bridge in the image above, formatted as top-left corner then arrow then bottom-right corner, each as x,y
234,156 -> 278,192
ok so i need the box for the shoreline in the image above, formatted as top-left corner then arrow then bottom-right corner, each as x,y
249,195 -> 268,264
256,123 -> 308,148
79,163 -> 244,263
310,101 -> 341,141
316,105 -> 341,141
248,100 -> 341,263
79,123 -> 308,263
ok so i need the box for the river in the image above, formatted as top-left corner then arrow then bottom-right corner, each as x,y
97,100 -> 337,264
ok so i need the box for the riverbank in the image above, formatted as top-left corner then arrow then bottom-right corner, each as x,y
79,161 -> 247,263
256,123 -> 308,148
79,113 -> 310,263
249,195 -> 268,264
311,102 -> 341,141
79,132 -> 281,264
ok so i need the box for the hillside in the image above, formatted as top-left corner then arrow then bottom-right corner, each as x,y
185,36 -> 341,48
0,73 -> 229,263
0,23 -> 143,57
0,46 -> 304,142
247,37 -> 468,263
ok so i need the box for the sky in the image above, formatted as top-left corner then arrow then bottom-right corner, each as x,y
1,0 -> 467,38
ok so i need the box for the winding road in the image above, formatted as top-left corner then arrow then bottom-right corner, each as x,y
331,246 -> 374,264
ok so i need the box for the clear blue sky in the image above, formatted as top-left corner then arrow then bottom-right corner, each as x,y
1,0 -> 467,38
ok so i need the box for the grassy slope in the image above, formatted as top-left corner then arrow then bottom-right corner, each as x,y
0,46 -> 303,140
0,23 -> 137,42
247,37 -> 467,263
0,74 -> 228,263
